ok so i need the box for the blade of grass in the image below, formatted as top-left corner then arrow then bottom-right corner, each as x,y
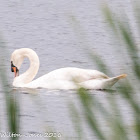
77,88 -> 107,140
69,102 -> 85,140
0,35 -> 20,140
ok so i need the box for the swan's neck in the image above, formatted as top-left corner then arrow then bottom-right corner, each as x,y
13,49 -> 39,87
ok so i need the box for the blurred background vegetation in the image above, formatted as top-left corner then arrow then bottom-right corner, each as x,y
0,1 -> 140,140
69,3 -> 140,140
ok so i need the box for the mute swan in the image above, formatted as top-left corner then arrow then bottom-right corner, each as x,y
11,48 -> 127,89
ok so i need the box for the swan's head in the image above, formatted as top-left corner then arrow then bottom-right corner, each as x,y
11,49 -> 24,77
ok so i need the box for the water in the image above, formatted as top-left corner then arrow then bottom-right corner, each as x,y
0,0 -> 139,140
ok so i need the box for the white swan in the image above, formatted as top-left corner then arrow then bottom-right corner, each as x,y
11,48 -> 127,89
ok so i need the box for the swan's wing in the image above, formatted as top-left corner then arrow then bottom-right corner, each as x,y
37,68 -> 109,82
24,68 -> 109,88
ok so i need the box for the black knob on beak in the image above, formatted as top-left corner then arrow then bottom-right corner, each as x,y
11,61 -> 18,72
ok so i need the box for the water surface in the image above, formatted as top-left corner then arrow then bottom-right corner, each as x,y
0,0 -> 139,140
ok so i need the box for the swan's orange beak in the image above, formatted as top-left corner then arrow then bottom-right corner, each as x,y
12,67 -> 18,77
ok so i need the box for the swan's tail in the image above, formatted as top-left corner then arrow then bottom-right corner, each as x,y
103,74 -> 127,89
115,74 -> 127,80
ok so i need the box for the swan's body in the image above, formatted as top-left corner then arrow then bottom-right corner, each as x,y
11,48 -> 126,90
